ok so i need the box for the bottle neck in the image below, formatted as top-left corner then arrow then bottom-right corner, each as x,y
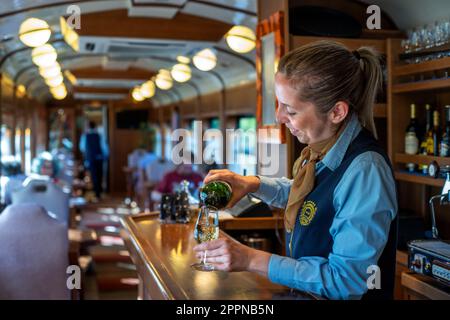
410,105 -> 416,120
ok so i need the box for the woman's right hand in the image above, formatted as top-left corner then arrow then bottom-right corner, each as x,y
203,169 -> 260,208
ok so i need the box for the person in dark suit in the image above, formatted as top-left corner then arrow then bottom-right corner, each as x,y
80,121 -> 107,200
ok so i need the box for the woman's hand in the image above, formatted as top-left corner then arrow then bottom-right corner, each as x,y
193,236 -> 271,274
203,169 -> 260,208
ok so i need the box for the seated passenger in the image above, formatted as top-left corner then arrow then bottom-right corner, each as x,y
1,157 -> 26,205
152,152 -> 204,203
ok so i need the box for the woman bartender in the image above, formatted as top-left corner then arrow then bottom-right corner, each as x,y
193,41 -> 398,300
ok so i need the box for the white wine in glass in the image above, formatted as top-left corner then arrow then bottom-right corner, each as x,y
191,206 -> 219,271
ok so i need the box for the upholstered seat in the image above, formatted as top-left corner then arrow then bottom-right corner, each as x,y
0,203 -> 70,299
12,177 -> 70,225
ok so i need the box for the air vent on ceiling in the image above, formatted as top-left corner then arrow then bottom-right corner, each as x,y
107,40 -> 188,56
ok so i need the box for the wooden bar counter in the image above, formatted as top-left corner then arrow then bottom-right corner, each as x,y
120,213 -> 318,300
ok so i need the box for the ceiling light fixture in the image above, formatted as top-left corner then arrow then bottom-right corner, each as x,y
45,74 -> 64,87
132,87 -> 144,101
19,18 -> 51,48
50,84 -> 67,100
31,44 -> 57,67
140,80 -> 155,98
39,63 -> 61,78
155,69 -> 173,90
171,63 -> 191,83
176,55 -> 190,64
192,48 -> 217,71
225,25 -> 256,53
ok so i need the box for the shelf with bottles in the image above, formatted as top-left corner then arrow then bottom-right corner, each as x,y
394,170 -> 444,187
394,153 -> 448,187
393,56 -> 450,77
392,78 -> 450,94
391,38 -> 450,94
395,153 -> 450,167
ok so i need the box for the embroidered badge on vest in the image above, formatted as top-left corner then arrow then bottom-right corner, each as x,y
299,200 -> 317,226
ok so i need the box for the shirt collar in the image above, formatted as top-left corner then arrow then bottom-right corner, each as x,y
320,113 -> 361,171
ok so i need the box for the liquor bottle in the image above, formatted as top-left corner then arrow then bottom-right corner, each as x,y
432,110 -> 440,156
419,104 -> 433,173
440,105 -> 450,157
405,104 -> 419,172
199,180 -> 232,209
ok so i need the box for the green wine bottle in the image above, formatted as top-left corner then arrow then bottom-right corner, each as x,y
199,181 -> 232,209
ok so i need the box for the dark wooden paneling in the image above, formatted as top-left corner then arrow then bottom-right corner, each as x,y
77,9 -> 232,42
199,92 -> 221,118
225,82 -> 256,116
179,98 -> 197,119
71,67 -> 155,81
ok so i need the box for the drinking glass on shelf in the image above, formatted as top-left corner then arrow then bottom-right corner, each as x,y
191,206 -> 219,272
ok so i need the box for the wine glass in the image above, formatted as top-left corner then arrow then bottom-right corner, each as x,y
191,206 -> 219,272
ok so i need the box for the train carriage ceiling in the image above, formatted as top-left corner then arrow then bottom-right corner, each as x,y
1,0 -> 449,106
0,0 -> 257,106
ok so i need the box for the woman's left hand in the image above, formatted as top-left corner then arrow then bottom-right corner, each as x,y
193,236 -> 253,272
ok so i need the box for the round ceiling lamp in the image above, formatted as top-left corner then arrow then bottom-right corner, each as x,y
177,55 -> 190,64
132,87 -> 144,101
19,18 -> 51,48
45,74 -> 64,87
192,48 -> 217,71
50,84 -> 67,100
16,85 -> 26,98
171,63 -> 191,83
39,63 -> 61,78
155,69 -> 173,90
31,44 -> 57,67
140,80 -> 155,98
225,25 -> 256,53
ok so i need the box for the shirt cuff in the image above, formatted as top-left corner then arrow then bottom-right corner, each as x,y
250,175 -> 275,199
268,254 -> 295,285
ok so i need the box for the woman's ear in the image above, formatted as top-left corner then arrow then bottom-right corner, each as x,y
329,101 -> 349,124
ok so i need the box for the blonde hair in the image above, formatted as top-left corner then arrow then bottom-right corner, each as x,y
277,40 -> 382,138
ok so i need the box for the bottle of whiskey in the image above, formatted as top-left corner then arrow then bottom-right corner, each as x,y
199,180 -> 232,209
432,110 -> 440,156
405,103 -> 419,172
419,104 -> 433,173
440,105 -> 450,157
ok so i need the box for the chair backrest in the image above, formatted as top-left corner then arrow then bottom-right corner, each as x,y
11,178 -> 70,225
0,203 -> 70,299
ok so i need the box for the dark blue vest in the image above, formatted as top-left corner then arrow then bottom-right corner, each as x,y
85,132 -> 103,162
286,128 -> 398,299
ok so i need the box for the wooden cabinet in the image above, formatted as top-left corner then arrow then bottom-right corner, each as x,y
387,38 -> 450,239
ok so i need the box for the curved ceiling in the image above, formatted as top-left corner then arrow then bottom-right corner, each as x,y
0,0 -> 257,106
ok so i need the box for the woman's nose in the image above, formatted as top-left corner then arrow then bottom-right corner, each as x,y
275,106 -> 288,124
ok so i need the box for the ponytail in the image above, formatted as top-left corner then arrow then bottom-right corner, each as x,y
353,47 -> 382,139
278,41 -> 382,139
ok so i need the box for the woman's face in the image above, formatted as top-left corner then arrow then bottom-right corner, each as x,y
275,73 -> 335,145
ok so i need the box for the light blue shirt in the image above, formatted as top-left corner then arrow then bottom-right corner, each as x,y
252,114 -> 397,300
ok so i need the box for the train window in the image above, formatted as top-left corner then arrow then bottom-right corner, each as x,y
204,118 -> 221,164
163,124 -> 172,161
49,109 -> 74,151
153,125 -> 163,158
228,116 -> 257,176
1,125 -> 12,158
209,117 -> 220,130
24,128 -> 31,175
15,128 -> 21,163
